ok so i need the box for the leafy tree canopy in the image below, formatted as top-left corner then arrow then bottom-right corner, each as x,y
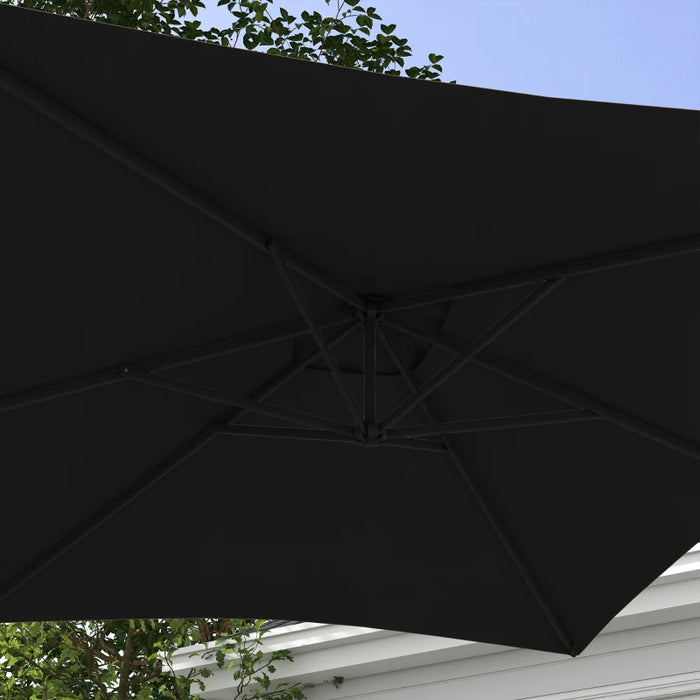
1,0 -> 452,81
0,617 -> 344,699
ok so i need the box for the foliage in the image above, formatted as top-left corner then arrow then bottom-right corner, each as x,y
0,618 -> 344,699
1,0 -> 453,81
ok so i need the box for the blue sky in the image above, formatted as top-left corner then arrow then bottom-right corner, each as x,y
192,0 -> 700,110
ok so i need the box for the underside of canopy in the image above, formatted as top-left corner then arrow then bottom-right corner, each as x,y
1,5 -> 699,657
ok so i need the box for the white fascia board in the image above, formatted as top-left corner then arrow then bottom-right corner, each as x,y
603,575 -> 700,634
517,669 -> 700,700
329,632 -> 700,700
167,623 -> 397,675
187,621 -> 700,700
648,549 -> 700,585
168,623 -> 487,681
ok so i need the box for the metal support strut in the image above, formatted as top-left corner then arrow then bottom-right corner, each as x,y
379,279 -> 563,433
384,316 -> 700,462
0,318 -> 361,608
363,300 -> 379,440
377,326 -> 575,655
269,241 -> 364,429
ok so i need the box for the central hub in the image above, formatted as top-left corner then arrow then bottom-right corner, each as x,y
366,421 -> 380,440
365,300 -> 379,320
292,298 -> 453,375
363,421 -> 383,446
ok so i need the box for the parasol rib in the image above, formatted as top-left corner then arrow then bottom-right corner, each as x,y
386,317 -> 700,462
380,278 -> 563,431
378,327 -> 574,655
0,67 -> 363,310
0,315 -> 350,413
269,242 -> 364,429
0,320 -> 361,608
213,425 -> 445,452
385,410 -> 602,439
127,370 -> 357,438
214,425 -> 360,443
364,314 -> 377,424
379,437 -> 447,452
382,231 -> 700,312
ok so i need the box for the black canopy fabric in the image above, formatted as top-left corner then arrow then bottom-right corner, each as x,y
1,5 -> 699,658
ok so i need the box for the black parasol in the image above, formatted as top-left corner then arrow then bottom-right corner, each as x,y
1,5 -> 699,656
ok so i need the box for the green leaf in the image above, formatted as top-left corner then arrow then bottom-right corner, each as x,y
243,33 -> 260,49
380,23 -> 396,34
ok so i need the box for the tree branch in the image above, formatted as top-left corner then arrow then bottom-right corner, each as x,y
116,628 -> 136,700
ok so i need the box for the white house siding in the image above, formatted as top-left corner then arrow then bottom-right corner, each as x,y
169,545 -> 700,700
